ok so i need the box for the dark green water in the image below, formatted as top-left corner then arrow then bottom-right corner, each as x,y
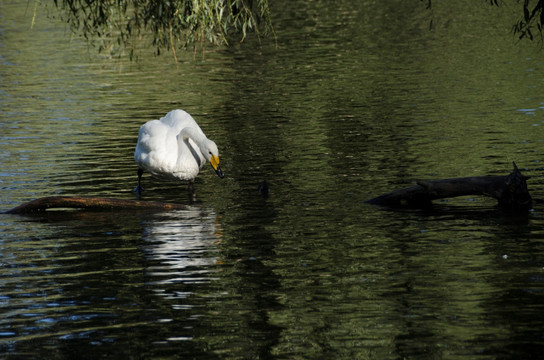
2,1 -> 544,358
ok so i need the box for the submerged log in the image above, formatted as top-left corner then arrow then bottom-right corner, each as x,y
4,196 -> 186,214
366,162 -> 533,210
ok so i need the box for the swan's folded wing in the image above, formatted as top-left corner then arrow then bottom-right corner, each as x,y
135,120 -> 178,174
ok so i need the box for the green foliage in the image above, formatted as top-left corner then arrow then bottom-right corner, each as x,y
50,0 -> 274,59
512,0 -> 544,41
423,0 -> 544,44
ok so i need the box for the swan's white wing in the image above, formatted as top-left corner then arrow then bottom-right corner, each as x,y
161,110 -> 205,137
135,119 -> 178,175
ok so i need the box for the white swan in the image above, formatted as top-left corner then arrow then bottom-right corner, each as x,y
134,109 -> 224,192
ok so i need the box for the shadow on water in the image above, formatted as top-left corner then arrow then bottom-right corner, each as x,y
363,201 -> 544,358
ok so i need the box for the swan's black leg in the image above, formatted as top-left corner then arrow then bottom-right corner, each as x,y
134,168 -> 144,194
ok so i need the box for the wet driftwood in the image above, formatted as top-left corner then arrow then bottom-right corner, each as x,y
366,163 -> 533,210
4,196 -> 186,214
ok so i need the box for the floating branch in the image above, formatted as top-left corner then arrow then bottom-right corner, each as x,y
366,162 -> 533,210
4,196 -> 186,214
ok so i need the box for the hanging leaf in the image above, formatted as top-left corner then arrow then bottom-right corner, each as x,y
49,0 -> 274,60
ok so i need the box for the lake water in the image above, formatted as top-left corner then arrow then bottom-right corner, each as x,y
2,0 -> 544,358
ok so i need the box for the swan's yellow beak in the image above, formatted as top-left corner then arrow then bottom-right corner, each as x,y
210,155 -> 224,178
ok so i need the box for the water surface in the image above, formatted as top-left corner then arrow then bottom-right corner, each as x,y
2,0 -> 544,358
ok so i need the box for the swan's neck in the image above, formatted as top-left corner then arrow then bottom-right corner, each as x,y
178,127 -> 207,147
177,127 -> 207,167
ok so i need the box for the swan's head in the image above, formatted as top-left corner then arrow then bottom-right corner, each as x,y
202,139 -> 224,178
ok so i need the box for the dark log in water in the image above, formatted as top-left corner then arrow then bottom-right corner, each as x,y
366,162 -> 533,210
4,196 -> 186,214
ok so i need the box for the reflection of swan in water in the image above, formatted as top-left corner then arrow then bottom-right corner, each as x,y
141,206 -> 221,300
